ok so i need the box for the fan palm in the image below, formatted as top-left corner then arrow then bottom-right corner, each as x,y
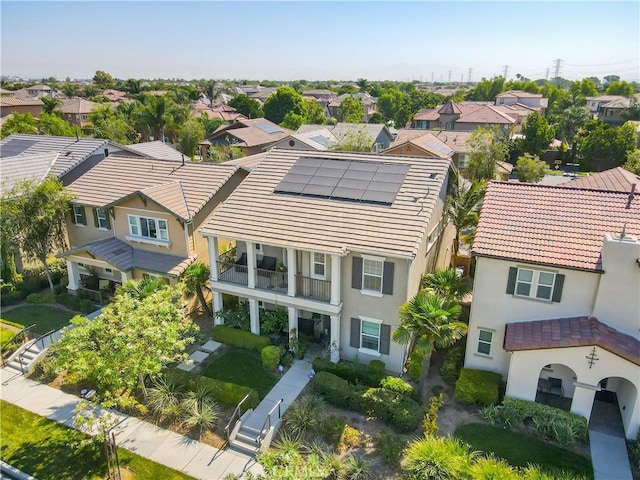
446,171 -> 485,257
181,262 -> 212,316
421,269 -> 472,300
118,277 -> 166,300
41,97 -> 62,115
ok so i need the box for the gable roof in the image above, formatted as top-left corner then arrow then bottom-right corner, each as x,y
504,316 -> 640,366
60,98 -> 98,114
271,128 -> 338,151
472,182 -> 640,271
296,123 -> 392,144
413,103 -> 516,125
125,141 -> 186,162
385,131 -> 453,158
0,151 -> 59,192
200,149 -> 450,258
438,101 -> 462,115
602,97 -> 632,109
66,155 -> 239,220
394,129 -> 474,153
564,167 -> 640,193
496,90 -> 543,99
204,118 -> 293,148
0,96 -> 44,107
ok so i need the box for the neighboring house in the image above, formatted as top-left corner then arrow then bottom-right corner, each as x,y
564,167 -> 640,193
199,118 -> 293,158
123,141 -> 187,162
302,89 -> 338,101
0,151 -> 59,192
200,149 -> 452,374
495,90 -> 548,114
599,97 -> 633,126
381,131 -> 454,162
12,84 -> 57,98
267,128 -> 337,151
411,100 -> 516,135
101,89 -> 132,106
0,96 -> 44,118
60,98 -> 98,128
466,181 -> 639,440
192,101 -> 247,122
328,93 -> 378,122
59,156 -> 247,293
586,95 -> 627,116
296,123 -> 393,152
249,88 -> 278,104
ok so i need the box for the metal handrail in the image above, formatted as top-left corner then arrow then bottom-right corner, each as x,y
17,329 -> 56,374
1,324 -> 36,367
224,392 -> 253,446
256,398 -> 284,448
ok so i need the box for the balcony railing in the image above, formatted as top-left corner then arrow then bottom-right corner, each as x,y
255,269 -> 288,294
296,275 -> 331,302
218,248 -> 249,286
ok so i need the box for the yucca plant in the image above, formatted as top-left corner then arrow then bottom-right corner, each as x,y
401,435 -> 476,480
320,450 -> 343,480
146,376 -> 183,421
283,394 -> 326,436
180,383 -> 220,435
342,455 -> 373,480
469,455 -> 517,480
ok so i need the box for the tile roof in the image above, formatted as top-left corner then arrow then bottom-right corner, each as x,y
438,101 -> 462,115
472,182 -> 640,271
223,152 -> 269,171
394,129 -> 474,153
205,118 -> 293,148
564,167 -> 640,193
504,316 -> 640,366
65,155 -> 238,219
200,149 -> 450,258
296,123 -> 392,144
413,104 -> 516,125
59,237 -> 196,277
496,90 -> 543,98
0,151 -> 58,192
0,96 -> 43,106
385,131 -> 453,158
455,105 -> 516,124
125,141 -> 186,162
602,98 -> 632,109
60,98 -> 98,114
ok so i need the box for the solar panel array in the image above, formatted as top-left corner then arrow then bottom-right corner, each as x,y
275,157 -> 410,205
425,140 -> 453,156
256,122 -> 282,135
0,139 -> 37,158
310,135 -> 335,148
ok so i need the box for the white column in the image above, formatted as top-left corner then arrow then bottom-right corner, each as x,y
287,248 -> 296,297
247,242 -> 256,289
248,298 -> 260,334
571,383 -> 598,420
212,291 -> 224,325
288,306 -> 298,343
67,260 -> 80,291
330,314 -> 340,363
208,236 -> 219,281
330,254 -> 341,305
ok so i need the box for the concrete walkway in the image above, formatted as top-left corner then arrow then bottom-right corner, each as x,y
0,368 -> 263,479
589,430 -> 632,480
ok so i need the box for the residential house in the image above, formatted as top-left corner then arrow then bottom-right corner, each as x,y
122,141 -> 187,162
249,88 -> 278,104
465,181 -> 639,440
192,101 -> 247,122
495,90 -> 548,114
296,123 -> 393,152
381,131 -> 454,162
564,167 -> 640,193
60,98 -> 98,128
598,97 -> 634,126
200,149 -> 452,374
199,118 -> 293,158
101,89 -> 133,106
59,156 -> 247,294
328,93 -> 378,122
0,96 -> 44,118
267,128 -> 337,151
12,84 -> 57,99
410,101 -> 516,135
302,89 -> 338,101
586,95 -> 627,116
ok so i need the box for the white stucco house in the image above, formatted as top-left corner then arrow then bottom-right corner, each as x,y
465,180 -> 640,440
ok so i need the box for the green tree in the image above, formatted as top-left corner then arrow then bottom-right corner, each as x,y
61,82 -> 78,97
302,98 -> 326,124
330,127 -> 373,152
181,262 -> 212,316
41,97 -> 62,115
555,104 -> 590,161
624,149 -> 640,175
88,105 -> 136,144
465,77 -> 506,101
519,112 -> 555,157
0,112 -> 38,138
119,277 -> 166,300
263,86 -> 304,125
52,282 -> 197,394
580,121 -> 638,171
337,96 -> 364,123
196,113 -> 225,137
133,93 -> 188,141
604,81 -> 635,97
337,84 -> 359,95
177,119 -> 205,158
124,78 -> 142,94
446,171 -> 486,257
92,70 -> 114,89
356,78 -> 369,92
280,111 -> 305,130
37,113 -> 78,137
570,79 -> 598,98
421,269 -> 471,301
377,88 -> 405,122
228,94 -> 263,119
464,127 -> 508,182
620,100 -> 640,121
515,153 -> 547,183
367,112 -> 386,124
1,177 -> 74,292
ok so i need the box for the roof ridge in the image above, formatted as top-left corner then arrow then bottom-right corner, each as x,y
490,180 -> 636,196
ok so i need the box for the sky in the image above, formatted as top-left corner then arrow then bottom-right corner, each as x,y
1,1 -> 639,82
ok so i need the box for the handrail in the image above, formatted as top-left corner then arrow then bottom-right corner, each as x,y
224,392 -> 253,446
17,329 -> 56,374
256,398 -> 284,448
1,324 -> 36,367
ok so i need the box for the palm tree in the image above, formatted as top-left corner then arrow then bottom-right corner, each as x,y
41,97 -> 62,115
555,104 -> 590,161
118,277 -> 166,300
446,171 -> 486,257
181,262 -> 212,316
421,269 -> 471,300
133,93 -> 188,142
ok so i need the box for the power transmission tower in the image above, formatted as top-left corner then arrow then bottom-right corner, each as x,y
545,68 -> 549,80
503,65 -> 510,79
468,68 -> 473,82
460,74 -> 464,82
431,72 -> 434,83
552,58 -> 563,82
448,70 -> 452,82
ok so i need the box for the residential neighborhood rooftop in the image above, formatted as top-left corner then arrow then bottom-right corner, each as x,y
472,182 -> 640,271
124,141 -> 187,162
565,167 -> 640,193
0,151 -> 59,191
202,118 -> 293,148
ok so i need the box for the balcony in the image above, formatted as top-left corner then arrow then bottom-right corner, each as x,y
256,269 -> 288,294
218,247 -> 248,286
296,275 -> 331,302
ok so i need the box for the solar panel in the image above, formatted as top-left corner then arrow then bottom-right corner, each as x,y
274,157 -> 410,206
256,122 -> 282,134
0,138 -> 37,158
310,135 -> 335,147
425,140 -> 453,156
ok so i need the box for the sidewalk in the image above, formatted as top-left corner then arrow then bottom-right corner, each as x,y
0,368 -> 263,479
590,430 -> 632,480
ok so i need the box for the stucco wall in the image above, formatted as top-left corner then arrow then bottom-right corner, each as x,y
66,206 -> 113,248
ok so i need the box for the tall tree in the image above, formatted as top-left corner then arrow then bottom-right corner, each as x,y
464,127 -> 508,182
181,262 -> 212,316
624,149 -> 640,175
330,127 -> 373,152
280,112 -> 305,130
1,177 -> 74,292
228,94 -> 263,119
302,98 -> 326,124
464,77 -> 506,101
555,104 -> 590,161
580,121 -> 638,171
92,70 -> 114,89
421,269 -> 471,300
446,171 -> 486,257
356,78 -> 369,92
515,153 -> 547,183
177,119 -> 205,158
88,105 -> 136,144
519,112 -> 555,157
133,93 -> 188,141
196,113 -> 225,137
604,81 -> 635,97
0,112 -> 38,138
263,86 -> 305,124
37,113 -> 78,137
41,97 -> 62,115
337,96 -> 364,123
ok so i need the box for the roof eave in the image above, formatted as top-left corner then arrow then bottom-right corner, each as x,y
471,252 -> 604,274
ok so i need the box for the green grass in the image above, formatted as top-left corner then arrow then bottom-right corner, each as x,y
0,400 -> 195,480
1,326 -> 16,346
201,348 -> 279,399
1,305 -> 77,335
455,423 -> 593,478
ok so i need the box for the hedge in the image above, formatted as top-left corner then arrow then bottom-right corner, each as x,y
311,356 -> 385,387
380,376 -> 414,398
406,349 -> 423,382
56,293 -> 96,314
26,293 -> 58,304
261,345 -> 282,370
1,259 -> 68,306
439,343 -> 465,384
167,369 -> 259,409
212,325 -> 271,353
455,368 -> 502,406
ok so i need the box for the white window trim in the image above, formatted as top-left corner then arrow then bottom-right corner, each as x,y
475,328 -> 494,358
125,235 -> 170,248
310,252 -> 326,280
73,205 -> 85,226
514,267 -> 556,302
96,209 -> 109,230
358,316 -> 382,357
127,214 -> 170,244
361,255 -> 385,295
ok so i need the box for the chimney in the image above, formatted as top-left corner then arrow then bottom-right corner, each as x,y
104,148 -> 109,157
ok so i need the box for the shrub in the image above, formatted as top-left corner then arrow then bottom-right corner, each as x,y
367,359 -> 386,377
311,356 -> 382,387
342,454 -> 372,480
440,343 -> 465,383
53,283 -> 67,295
374,430 -> 405,466
469,455 -> 517,479
283,394 -> 326,436
26,292 -> 58,304
320,413 -> 348,446
312,371 -> 365,410
56,292 -> 95,314
362,387 -> 422,433
401,435 -> 475,480
380,376 -> 414,397
212,325 -> 270,353
407,349 -> 423,382
423,393 -> 444,436
1,289 -> 25,306
168,369 -> 259,409
261,345 -> 283,370
455,368 -> 502,406
338,425 -> 362,452
630,431 -> 640,470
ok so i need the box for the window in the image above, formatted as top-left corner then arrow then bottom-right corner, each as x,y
311,252 -> 326,279
255,243 -> 263,253
507,267 -> 564,302
477,329 -> 493,355
127,215 -> 169,242
104,268 -> 113,274
362,258 -> 383,293
96,209 -> 109,229
73,205 -> 86,225
361,320 -> 380,352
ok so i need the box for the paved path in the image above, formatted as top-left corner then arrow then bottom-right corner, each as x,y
589,430 -> 633,480
0,369 -> 263,479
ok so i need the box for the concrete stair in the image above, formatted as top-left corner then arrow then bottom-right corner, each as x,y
229,424 -> 265,455
2,330 -> 61,382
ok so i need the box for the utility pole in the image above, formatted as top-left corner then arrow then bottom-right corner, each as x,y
503,65 -> 510,79
431,72 -> 434,83
460,73 -> 464,82
448,70 -> 452,83
468,68 -> 473,82
552,58 -> 563,82
545,68 -> 549,81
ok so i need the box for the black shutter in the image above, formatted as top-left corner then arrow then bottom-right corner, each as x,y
92,208 -> 99,227
352,257 -> 363,290
379,324 -> 391,355
104,210 -> 111,230
382,261 -> 394,295
350,317 -> 361,348
506,267 -> 517,294
552,274 -> 565,302
80,207 -> 87,226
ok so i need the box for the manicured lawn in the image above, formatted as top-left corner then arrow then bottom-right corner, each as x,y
1,326 -> 16,346
1,305 -> 77,335
201,348 -> 279,399
455,423 -> 593,478
0,401 -> 195,480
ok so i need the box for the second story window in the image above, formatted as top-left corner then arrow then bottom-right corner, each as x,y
93,208 -> 110,230
507,267 -> 565,302
362,258 -> 383,293
73,205 -> 86,226
128,215 -> 169,242
311,252 -> 326,279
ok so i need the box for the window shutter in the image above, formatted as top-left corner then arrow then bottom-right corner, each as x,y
552,274 -> 565,302
104,211 -> 111,230
382,261 -> 394,295
350,317 -> 361,348
506,267 -> 517,294
92,208 -> 99,228
352,257 -> 363,290
80,207 -> 87,226
379,324 -> 391,355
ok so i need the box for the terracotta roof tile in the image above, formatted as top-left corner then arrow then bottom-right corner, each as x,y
504,317 -> 640,366
564,167 -> 640,193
